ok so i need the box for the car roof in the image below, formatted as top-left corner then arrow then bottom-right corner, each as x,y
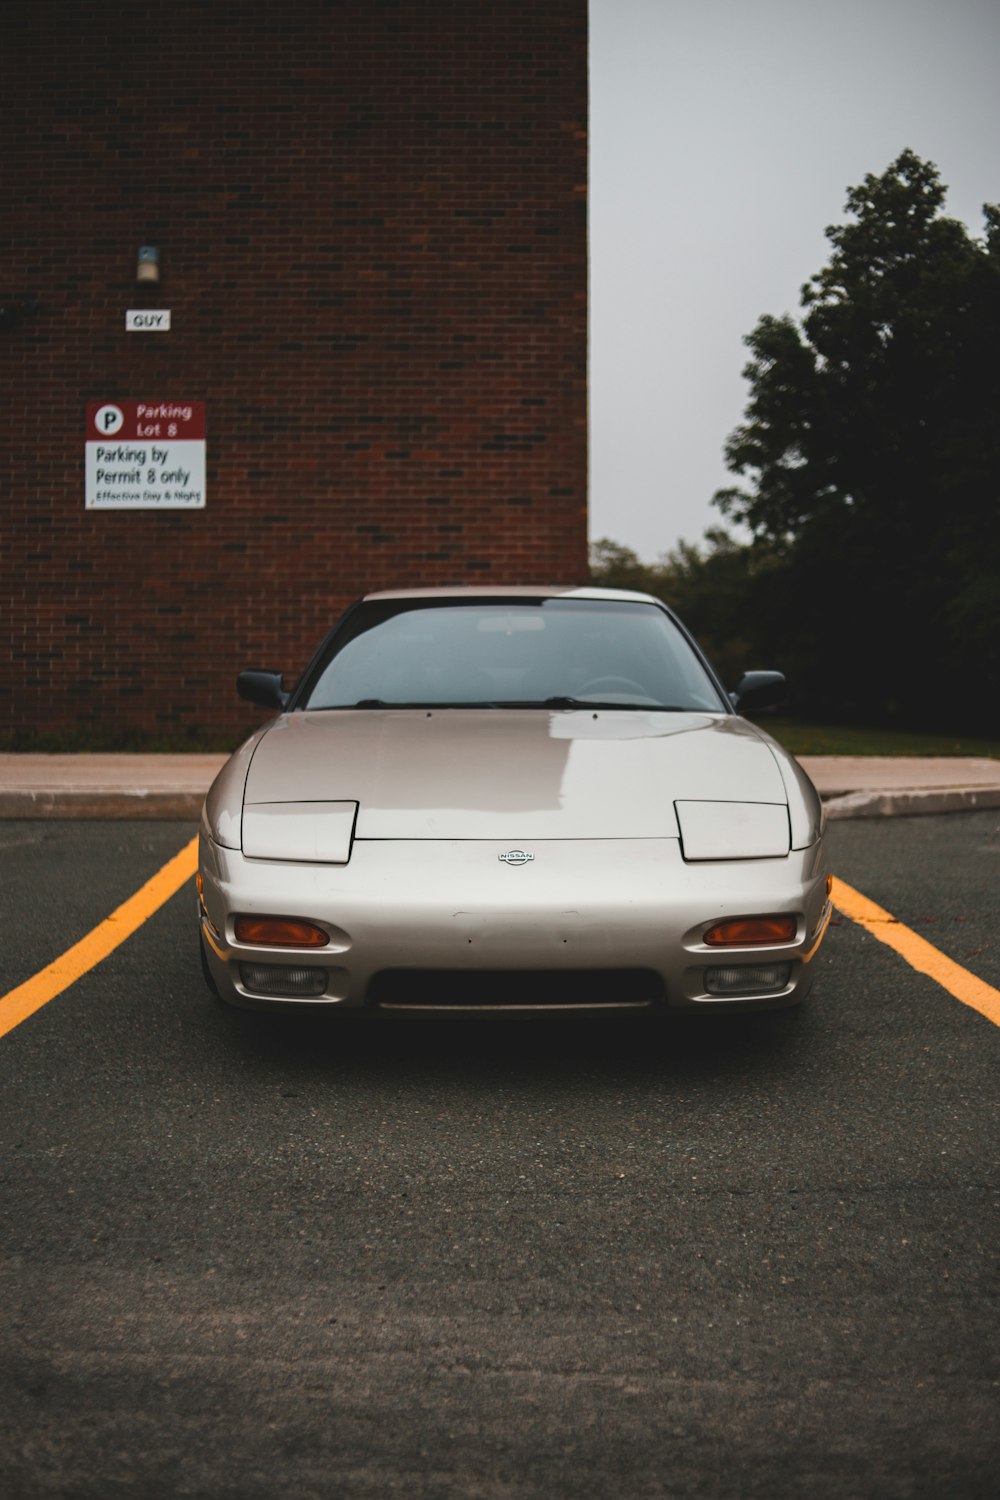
361,584 -> 664,606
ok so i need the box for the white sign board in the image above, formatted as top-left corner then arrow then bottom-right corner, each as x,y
125,309 -> 171,332
85,401 -> 206,509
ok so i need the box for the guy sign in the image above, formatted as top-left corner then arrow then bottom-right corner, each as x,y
85,401 -> 206,510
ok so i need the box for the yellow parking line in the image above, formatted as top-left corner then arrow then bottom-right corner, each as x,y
0,836 -> 198,1042
831,876 -> 1000,1029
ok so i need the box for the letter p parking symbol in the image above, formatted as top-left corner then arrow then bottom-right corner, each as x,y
95,404 -> 124,435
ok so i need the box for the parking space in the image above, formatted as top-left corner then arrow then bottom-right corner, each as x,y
0,814 -> 998,1497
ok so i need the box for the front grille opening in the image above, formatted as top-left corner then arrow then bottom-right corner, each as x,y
368,968 -> 665,1009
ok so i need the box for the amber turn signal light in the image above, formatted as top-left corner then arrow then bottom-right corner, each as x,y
234,915 -> 329,948
703,915 -> 797,947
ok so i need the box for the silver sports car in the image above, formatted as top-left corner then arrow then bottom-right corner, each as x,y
198,586 -> 831,1014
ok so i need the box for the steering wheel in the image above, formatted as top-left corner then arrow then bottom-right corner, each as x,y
574,675 -> 650,697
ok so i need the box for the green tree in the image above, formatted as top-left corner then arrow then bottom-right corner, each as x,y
589,529 -> 778,691
715,150 -> 1000,728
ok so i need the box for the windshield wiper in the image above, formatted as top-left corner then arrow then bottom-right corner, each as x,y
485,697 -> 690,711
543,696 -> 692,711
343,699 -> 503,709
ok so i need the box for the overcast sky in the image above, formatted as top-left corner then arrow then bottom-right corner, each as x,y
589,0 -> 1000,561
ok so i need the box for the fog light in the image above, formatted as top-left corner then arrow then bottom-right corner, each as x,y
704,963 -> 792,996
239,963 -> 328,998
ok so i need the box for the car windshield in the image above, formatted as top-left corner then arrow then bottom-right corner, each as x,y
300,598 -> 726,712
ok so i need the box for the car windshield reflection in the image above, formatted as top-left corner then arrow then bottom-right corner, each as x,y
301,598 -> 726,713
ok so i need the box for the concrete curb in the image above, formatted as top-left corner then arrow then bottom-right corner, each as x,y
0,753 -> 225,820
2,752 -> 999,821
823,786 -> 1000,820
1,787 -> 999,822
0,791 -> 206,820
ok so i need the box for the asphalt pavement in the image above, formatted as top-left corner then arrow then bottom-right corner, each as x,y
1,813 -> 998,1498
2,751 -> 1000,819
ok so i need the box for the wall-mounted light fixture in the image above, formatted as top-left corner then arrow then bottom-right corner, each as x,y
136,246 -> 160,284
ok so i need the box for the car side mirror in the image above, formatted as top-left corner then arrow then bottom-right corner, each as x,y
729,670 -> 787,714
237,669 -> 289,710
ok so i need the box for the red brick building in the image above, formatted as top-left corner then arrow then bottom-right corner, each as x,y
2,1 -> 588,743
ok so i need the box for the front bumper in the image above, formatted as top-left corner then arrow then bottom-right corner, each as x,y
199,833 -> 830,1013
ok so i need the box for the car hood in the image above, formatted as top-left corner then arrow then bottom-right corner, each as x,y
242,709 -> 788,840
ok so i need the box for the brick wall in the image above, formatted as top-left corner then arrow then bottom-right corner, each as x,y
1,0 -> 588,741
